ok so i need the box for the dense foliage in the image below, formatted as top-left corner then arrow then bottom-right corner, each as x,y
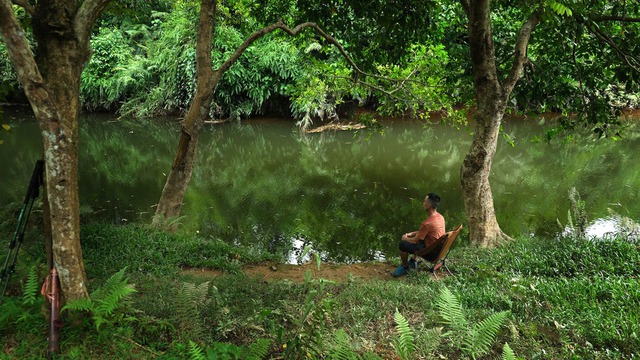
1,1 -> 640,356
1,221 -> 638,358
3,0 -> 637,128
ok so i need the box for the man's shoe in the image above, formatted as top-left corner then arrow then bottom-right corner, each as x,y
392,265 -> 409,277
408,258 -> 418,269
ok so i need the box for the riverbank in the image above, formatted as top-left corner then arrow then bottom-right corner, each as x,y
1,223 -> 638,359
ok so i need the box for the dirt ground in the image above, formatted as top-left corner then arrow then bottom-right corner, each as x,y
183,261 -> 442,283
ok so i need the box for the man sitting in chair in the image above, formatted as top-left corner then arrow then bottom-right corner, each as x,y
392,193 -> 445,277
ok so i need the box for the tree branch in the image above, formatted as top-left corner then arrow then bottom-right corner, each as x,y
216,21 -> 395,84
0,0 -> 55,120
11,0 -> 33,15
585,21 -> 640,73
591,15 -> 640,23
502,14 -> 540,97
75,0 -> 111,45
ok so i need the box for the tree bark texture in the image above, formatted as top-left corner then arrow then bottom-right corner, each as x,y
460,0 -> 538,247
1,0 -> 110,301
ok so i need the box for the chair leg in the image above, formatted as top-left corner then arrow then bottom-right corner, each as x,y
443,261 -> 453,276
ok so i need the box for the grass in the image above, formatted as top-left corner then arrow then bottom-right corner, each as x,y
1,222 -> 639,359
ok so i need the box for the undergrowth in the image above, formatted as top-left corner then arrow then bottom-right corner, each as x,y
1,223 -> 638,359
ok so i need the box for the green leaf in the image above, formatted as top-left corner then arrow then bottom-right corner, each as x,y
393,308 -> 415,360
1,124 -> 10,131
502,342 -> 517,360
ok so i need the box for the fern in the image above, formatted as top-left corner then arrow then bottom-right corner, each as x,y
188,340 -> 206,360
93,268 -> 137,317
502,342 -> 517,360
392,308 -> 415,360
175,281 -> 211,341
466,311 -> 510,358
62,267 -> 137,330
437,286 -> 510,359
436,286 -> 468,334
245,338 -> 271,360
415,327 -> 442,358
328,329 -> 358,360
21,265 -> 40,306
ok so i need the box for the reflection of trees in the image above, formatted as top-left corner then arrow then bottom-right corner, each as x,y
6,117 -> 639,259
491,123 -> 640,236
78,117 -> 178,221
190,124 -> 470,261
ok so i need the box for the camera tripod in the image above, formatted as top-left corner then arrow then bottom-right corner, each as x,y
0,160 -> 44,305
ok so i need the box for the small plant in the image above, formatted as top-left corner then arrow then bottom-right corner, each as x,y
327,329 -> 383,360
62,267 -> 137,330
151,214 -> 188,231
566,187 -> 587,240
392,308 -> 415,360
0,265 -> 42,328
502,342 -> 517,360
175,281 -> 212,342
436,286 -> 510,359
188,338 -> 271,360
282,251 -> 336,358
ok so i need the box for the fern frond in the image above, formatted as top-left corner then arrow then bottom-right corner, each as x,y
245,338 -> 271,360
92,267 -> 128,300
188,340 -> 206,360
62,297 -> 93,313
465,310 -> 510,358
175,281 -> 210,341
415,327 -> 442,358
328,329 -> 358,360
94,283 -> 136,316
392,308 -> 415,360
502,342 -> 516,360
22,266 -> 40,306
436,286 -> 468,333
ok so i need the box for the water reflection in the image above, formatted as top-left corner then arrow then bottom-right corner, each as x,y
586,215 -> 640,242
1,108 -> 640,262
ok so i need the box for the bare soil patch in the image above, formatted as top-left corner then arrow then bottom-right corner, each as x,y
183,261 -> 444,283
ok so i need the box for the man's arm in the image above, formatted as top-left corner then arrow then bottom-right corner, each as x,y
402,231 -> 422,244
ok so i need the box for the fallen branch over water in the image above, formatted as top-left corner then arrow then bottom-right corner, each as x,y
305,122 -> 366,133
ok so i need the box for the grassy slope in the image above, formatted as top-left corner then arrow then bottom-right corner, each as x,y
1,223 -> 639,359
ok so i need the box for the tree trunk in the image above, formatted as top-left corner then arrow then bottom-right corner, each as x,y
1,0 -> 110,301
460,0 -> 538,247
461,106 -> 509,247
31,2 -> 89,301
152,0 -> 217,228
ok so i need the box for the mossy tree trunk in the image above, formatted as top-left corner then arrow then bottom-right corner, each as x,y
460,0 -> 539,247
0,0 -> 110,301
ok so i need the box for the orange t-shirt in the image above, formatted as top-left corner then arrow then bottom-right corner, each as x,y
415,212 -> 445,247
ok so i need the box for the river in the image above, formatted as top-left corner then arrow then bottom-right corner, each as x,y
1,107 -> 639,262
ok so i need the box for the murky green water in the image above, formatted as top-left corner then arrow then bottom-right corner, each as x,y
2,107 -> 639,262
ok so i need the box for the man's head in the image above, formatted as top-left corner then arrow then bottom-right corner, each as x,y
424,193 -> 441,210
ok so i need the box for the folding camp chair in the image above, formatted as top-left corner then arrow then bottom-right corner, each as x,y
414,224 -> 463,278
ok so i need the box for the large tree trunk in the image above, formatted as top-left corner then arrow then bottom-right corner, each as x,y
32,9 -> 88,300
153,0 -> 217,228
1,0 -> 110,301
461,104 -> 508,247
460,0 -> 539,247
